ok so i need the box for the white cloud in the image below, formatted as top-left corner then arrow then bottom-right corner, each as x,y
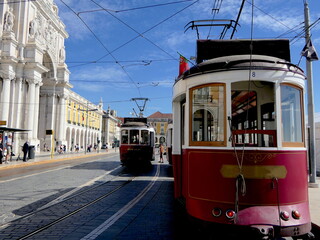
70,65 -> 132,92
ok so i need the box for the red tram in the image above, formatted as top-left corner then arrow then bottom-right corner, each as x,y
171,39 -> 313,239
166,123 -> 173,165
120,118 -> 155,169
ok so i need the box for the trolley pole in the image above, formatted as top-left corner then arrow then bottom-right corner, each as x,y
304,0 -> 318,187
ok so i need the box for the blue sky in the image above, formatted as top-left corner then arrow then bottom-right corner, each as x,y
55,0 -> 320,120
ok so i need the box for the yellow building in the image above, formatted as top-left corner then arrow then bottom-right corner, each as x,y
65,90 -> 103,152
147,111 -> 172,146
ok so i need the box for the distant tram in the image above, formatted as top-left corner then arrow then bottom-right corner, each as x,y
120,118 -> 155,169
171,39 -> 313,239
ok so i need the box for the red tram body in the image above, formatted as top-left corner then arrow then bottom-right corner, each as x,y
120,118 -> 155,169
171,39 -> 312,239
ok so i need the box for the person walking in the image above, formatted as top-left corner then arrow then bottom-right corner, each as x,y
22,141 -> 29,162
0,141 -> 3,164
159,144 -> 164,163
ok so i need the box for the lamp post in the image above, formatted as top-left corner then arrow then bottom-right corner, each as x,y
78,102 -> 97,154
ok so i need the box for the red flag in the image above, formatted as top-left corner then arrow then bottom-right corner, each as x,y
82,114 -> 84,121
179,55 -> 189,77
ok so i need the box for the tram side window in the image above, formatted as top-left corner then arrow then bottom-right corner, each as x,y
140,130 -> 149,144
129,129 -> 140,144
281,84 -> 303,146
190,84 -> 225,146
121,130 -> 128,144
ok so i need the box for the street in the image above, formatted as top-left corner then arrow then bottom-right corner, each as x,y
0,153 -> 185,240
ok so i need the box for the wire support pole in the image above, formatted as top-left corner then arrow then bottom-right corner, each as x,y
304,0 -> 318,186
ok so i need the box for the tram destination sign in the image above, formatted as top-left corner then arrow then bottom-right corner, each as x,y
124,117 -> 148,124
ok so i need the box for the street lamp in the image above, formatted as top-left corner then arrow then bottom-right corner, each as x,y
78,102 -> 98,154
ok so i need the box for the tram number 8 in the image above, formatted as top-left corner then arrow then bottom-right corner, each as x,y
252,71 -> 256,77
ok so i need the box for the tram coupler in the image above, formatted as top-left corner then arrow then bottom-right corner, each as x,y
250,225 -> 274,239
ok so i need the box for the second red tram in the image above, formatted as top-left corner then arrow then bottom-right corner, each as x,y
120,118 -> 155,169
171,39 -> 313,239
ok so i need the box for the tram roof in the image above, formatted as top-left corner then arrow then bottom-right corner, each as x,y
196,39 -> 290,64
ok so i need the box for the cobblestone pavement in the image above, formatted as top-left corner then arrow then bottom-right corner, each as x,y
0,151 -> 319,240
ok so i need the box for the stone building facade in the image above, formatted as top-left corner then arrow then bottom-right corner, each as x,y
147,111 -> 173,146
65,91 -> 103,152
101,107 -> 121,148
0,0 -> 73,154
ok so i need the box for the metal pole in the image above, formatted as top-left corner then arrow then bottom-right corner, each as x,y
85,102 -> 88,154
304,0 -> 318,186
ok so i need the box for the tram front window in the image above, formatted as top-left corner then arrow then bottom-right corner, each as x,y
281,84 -> 303,146
129,129 -> 140,144
121,130 -> 128,144
140,130 -> 149,144
190,84 -> 225,146
231,81 -> 276,147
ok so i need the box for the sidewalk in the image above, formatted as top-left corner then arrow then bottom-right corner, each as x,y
309,178 -> 320,227
0,148 -> 115,170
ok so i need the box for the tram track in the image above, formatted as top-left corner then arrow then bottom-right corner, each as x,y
17,179 -> 131,240
0,165 -> 125,229
0,169 -> 134,238
0,164 -> 161,240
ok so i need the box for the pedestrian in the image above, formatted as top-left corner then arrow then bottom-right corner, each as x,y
7,134 -> 12,161
3,147 -> 7,164
0,141 -> 3,164
159,144 -> 164,163
106,143 -> 108,152
22,141 -> 29,162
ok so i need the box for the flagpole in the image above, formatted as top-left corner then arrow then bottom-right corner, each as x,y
304,0 -> 318,187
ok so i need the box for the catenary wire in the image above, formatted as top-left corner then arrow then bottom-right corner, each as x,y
77,0 -> 195,14
59,0 -> 142,97
85,0 -> 199,63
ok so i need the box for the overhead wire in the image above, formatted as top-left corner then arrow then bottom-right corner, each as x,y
245,0 -> 303,37
86,0 -> 199,63
77,0 -> 195,14
59,0 -> 142,96
290,17 -> 320,45
89,0 -> 177,61
206,0 -> 223,39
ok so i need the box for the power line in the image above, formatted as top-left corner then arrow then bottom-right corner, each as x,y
87,0 -> 198,63
77,0 -> 195,14
245,0 -> 303,36
59,0 -> 142,96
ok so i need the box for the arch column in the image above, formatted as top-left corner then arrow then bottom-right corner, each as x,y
13,77 -> 23,128
33,82 -> 42,139
0,78 -> 12,123
26,78 -> 36,141
57,94 -> 67,143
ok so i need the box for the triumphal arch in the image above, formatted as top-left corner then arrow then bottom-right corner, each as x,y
0,0 -> 70,154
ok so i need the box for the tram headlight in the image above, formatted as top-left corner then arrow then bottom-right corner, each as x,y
212,208 -> 222,217
280,211 -> 290,221
226,210 -> 236,220
292,210 -> 301,219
